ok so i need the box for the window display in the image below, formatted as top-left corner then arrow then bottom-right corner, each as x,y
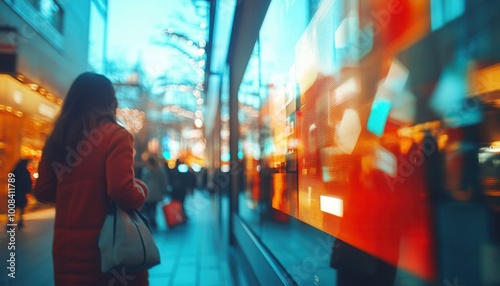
237,0 -> 500,285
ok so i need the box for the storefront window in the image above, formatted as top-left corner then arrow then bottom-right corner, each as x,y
0,75 -> 59,213
237,0 -> 500,285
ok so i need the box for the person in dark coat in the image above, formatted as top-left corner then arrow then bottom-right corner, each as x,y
169,159 -> 191,220
34,72 -> 149,286
8,158 -> 32,229
170,159 -> 188,203
141,156 -> 168,229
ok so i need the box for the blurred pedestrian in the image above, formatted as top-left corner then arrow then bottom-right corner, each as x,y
170,159 -> 190,219
7,158 -> 32,230
141,156 -> 169,229
33,72 -> 149,286
186,165 -> 197,196
200,167 -> 208,190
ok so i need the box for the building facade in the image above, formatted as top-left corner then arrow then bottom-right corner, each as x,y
0,0 -> 108,213
210,0 -> 500,285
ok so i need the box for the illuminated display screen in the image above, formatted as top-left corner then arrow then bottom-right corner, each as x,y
293,0 -> 437,280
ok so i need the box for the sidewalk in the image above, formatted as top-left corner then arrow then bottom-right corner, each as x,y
149,191 -> 233,286
0,190 -> 233,286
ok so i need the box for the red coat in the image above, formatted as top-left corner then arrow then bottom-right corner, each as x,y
34,122 -> 149,286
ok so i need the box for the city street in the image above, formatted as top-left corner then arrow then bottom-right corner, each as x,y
0,191 -> 232,286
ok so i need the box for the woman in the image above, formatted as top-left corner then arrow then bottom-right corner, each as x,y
34,72 -> 149,285
141,156 -> 168,229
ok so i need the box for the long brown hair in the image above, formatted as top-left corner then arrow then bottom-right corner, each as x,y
43,72 -> 118,161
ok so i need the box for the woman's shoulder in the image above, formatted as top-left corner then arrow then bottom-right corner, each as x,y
94,121 -> 132,140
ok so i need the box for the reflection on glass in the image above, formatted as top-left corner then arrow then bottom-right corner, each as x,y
237,0 -> 500,285
430,0 -> 465,31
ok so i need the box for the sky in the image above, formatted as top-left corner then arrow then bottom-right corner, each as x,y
106,0 -> 185,73
105,0 -> 209,116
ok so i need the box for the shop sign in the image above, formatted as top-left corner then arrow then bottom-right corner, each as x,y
0,75 -> 60,120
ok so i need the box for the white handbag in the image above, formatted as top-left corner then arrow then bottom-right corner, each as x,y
98,203 -> 161,273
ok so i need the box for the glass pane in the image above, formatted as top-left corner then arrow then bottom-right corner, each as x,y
238,0 -> 500,285
39,0 -> 63,32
